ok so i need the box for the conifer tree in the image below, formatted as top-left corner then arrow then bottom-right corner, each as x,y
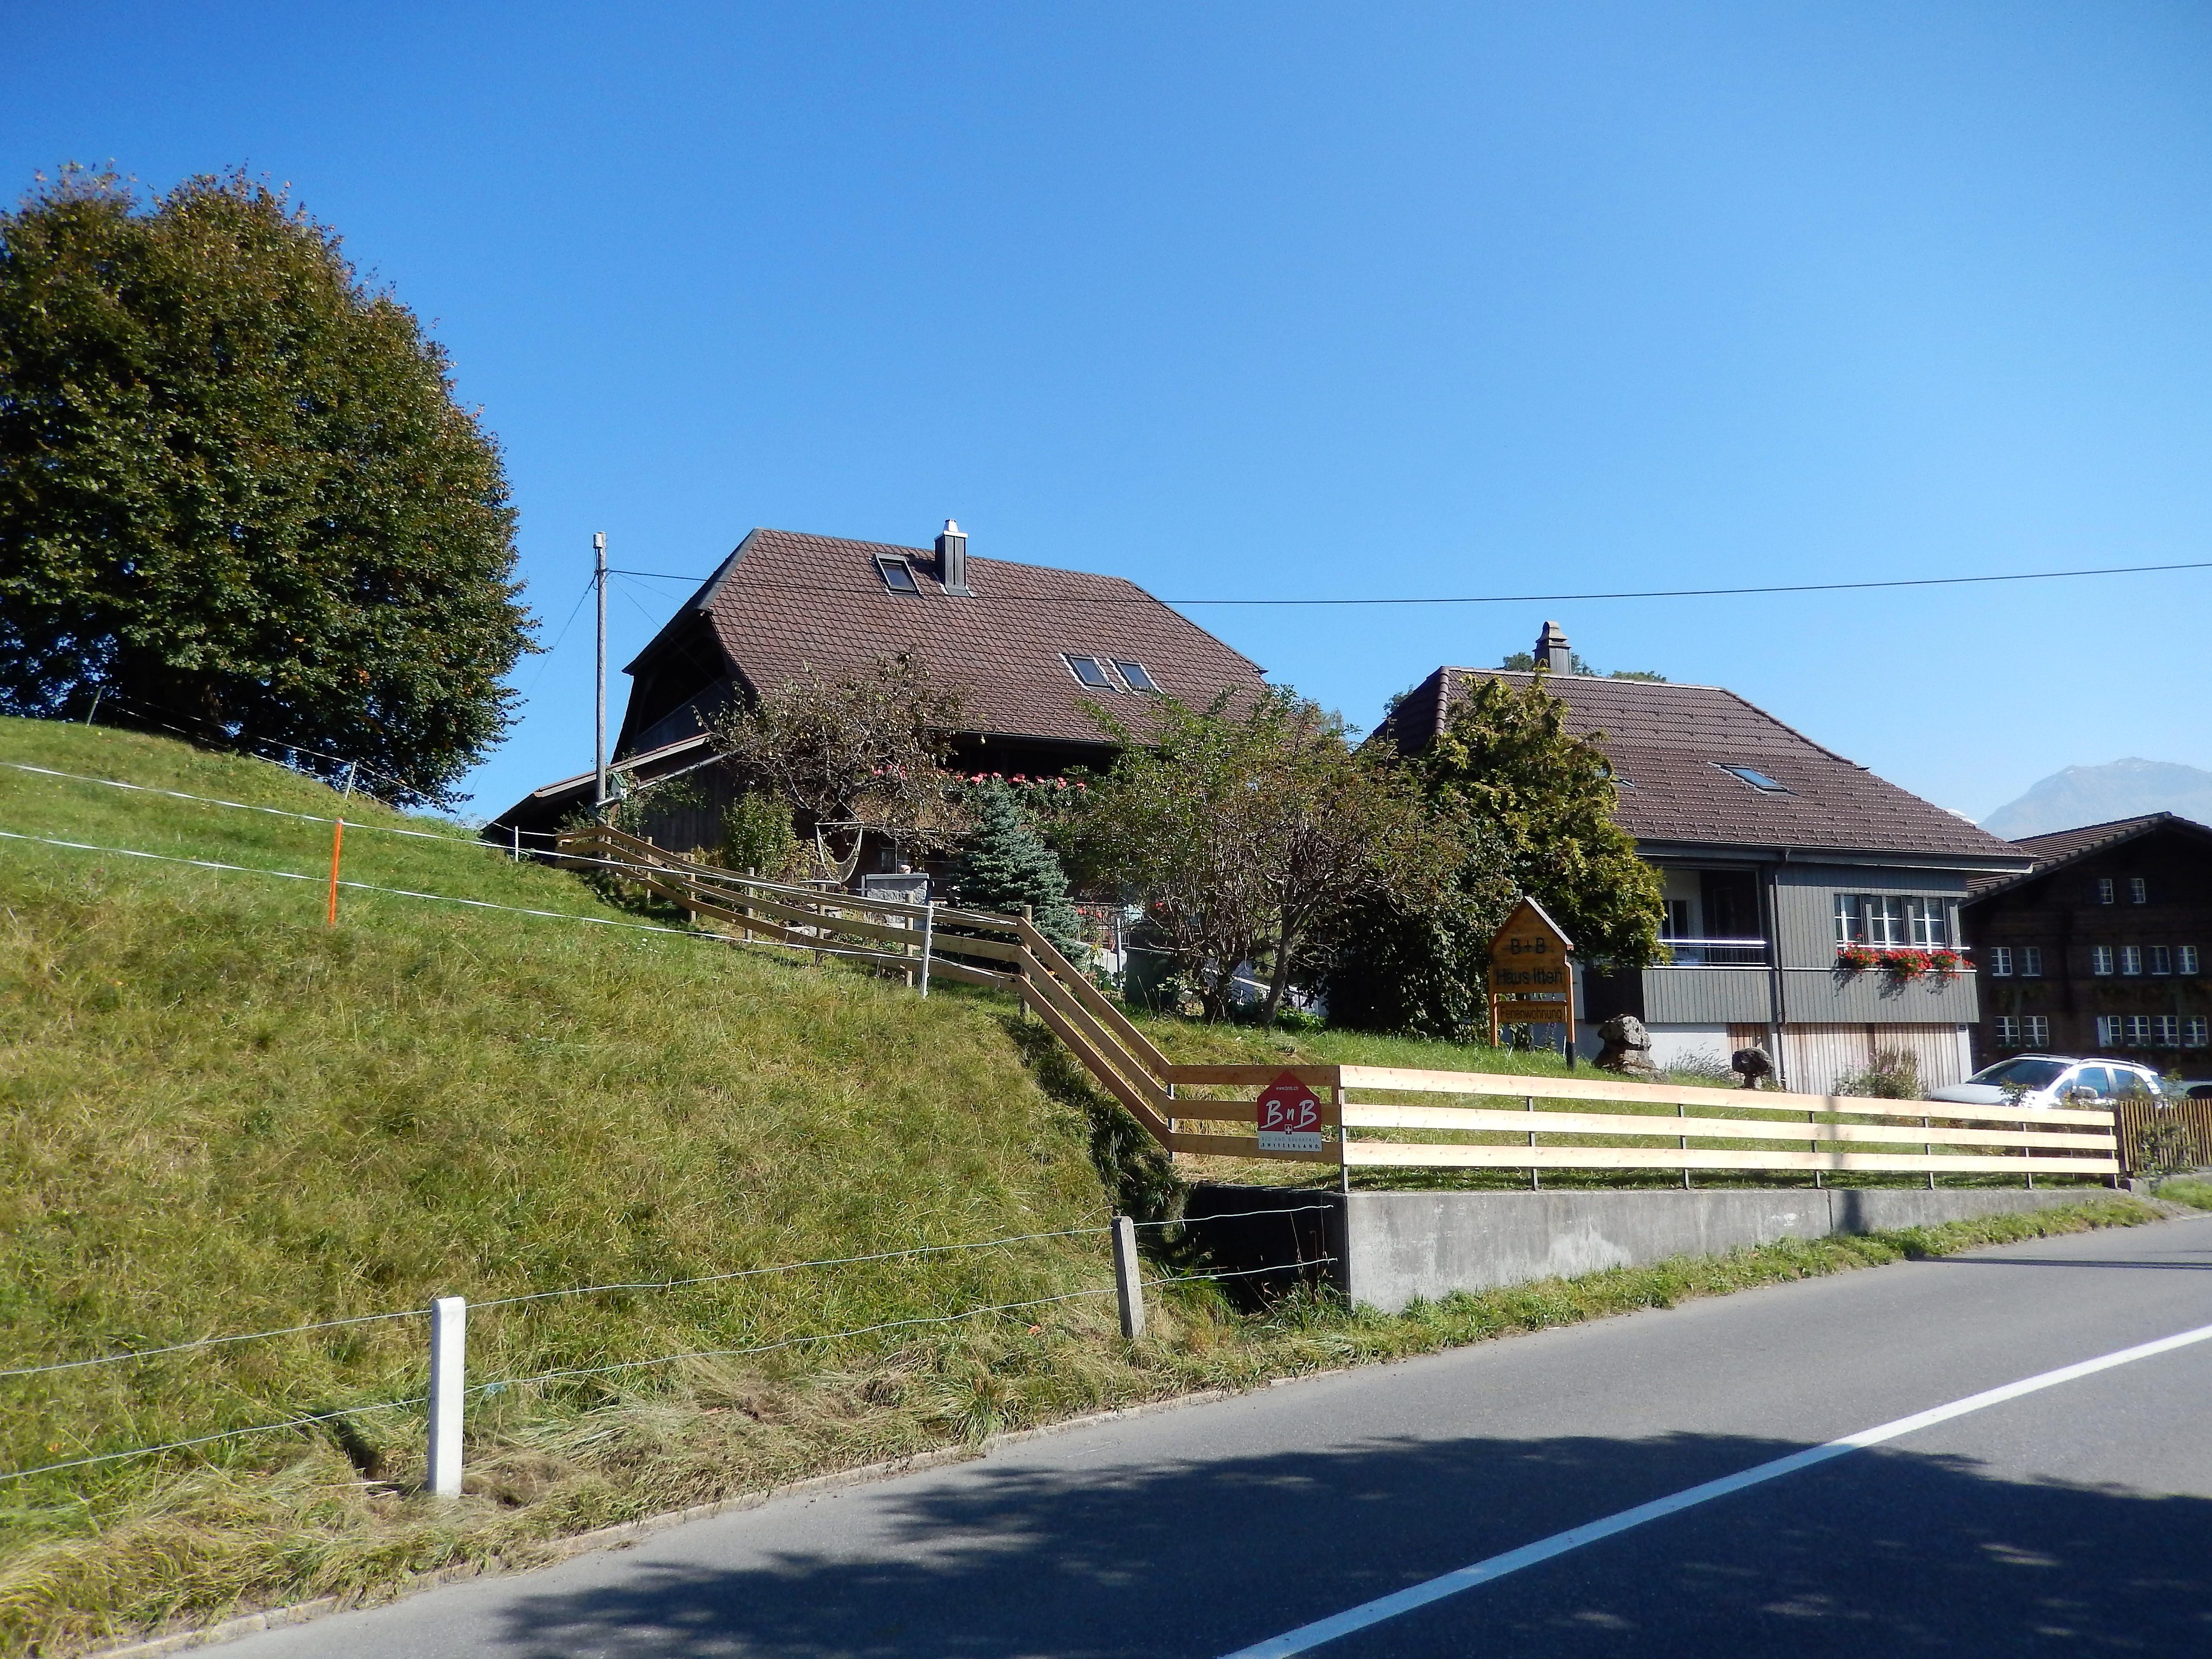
956,781 -> 1083,958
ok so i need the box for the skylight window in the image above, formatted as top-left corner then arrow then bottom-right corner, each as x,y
1064,654 -> 1113,689
1716,764 -> 1791,793
1113,659 -> 1160,693
876,557 -> 919,593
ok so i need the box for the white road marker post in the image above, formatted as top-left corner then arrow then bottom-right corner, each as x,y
919,899 -> 935,998
1111,1215 -> 1145,1340
427,1296 -> 466,1498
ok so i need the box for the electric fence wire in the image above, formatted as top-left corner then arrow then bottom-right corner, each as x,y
471,1288 -> 1122,1393
0,760 -> 482,844
0,1309 -> 429,1382
0,1397 -> 428,1485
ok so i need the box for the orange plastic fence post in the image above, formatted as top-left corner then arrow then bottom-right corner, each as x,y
326,818 -> 345,927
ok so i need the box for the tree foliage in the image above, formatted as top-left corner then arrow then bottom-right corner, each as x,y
0,167 -> 529,803
1326,672 -> 1663,1038
709,652 -> 963,877
1076,689 -> 1449,1022
956,780 -> 1083,957
1421,674 -> 1664,965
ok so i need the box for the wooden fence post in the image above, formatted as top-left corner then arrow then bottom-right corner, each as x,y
919,900 -> 934,998
1111,1216 -> 1144,1339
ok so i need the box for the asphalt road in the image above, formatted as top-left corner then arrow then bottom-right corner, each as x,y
221,1211 -> 2212,1657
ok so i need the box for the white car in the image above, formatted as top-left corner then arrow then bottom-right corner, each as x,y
1927,1054 -> 2164,1111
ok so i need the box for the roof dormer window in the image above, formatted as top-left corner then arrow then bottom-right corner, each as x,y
1716,764 -> 1790,793
876,557 -> 920,594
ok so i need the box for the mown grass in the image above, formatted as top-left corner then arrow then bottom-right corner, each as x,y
0,719 -> 2186,1655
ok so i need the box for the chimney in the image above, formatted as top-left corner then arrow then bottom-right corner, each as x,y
1532,620 -> 1571,675
934,519 -> 970,597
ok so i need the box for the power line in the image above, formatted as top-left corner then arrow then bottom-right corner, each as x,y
605,558 -> 2212,608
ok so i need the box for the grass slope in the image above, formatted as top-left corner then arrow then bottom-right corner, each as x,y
0,719 -> 2187,1654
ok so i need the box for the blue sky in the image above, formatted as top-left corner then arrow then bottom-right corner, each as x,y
7,2 -> 2208,821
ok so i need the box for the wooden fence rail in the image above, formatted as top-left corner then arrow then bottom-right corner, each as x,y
553,825 -> 2124,1186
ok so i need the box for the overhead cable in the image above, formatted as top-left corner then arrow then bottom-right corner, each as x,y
607,557 -> 2212,608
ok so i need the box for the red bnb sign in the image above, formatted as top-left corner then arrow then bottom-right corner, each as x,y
1256,1071 -> 1325,1153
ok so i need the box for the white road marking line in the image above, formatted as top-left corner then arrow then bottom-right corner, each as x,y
1220,1316 -> 2212,1657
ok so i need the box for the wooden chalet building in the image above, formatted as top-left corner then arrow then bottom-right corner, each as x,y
1962,813 -> 2212,1070
491,522 -> 1268,864
1373,624 -> 2034,1094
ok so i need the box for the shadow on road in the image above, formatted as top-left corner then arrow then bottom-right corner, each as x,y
489,1428 -> 2212,1657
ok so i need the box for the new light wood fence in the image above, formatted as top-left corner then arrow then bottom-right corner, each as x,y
554,826 -> 2123,1187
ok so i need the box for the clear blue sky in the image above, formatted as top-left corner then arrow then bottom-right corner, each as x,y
7,2 -> 2209,821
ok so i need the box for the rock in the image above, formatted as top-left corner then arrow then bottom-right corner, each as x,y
1731,1045 -> 1774,1089
1595,1014 -> 1659,1076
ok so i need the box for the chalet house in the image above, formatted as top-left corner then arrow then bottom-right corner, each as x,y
1962,813 -> 2212,1069
1373,625 -> 2034,1094
491,522 -> 1268,860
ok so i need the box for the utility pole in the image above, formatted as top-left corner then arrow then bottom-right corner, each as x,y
593,532 -> 609,814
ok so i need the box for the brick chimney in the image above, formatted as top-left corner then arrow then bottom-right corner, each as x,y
935,519 -> 970,597
1533,620 -> 1571,674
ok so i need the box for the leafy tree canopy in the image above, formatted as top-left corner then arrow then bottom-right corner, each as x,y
0,167 -> 530,804
1076,688 -> 1450,1023
1418,673 -> 1664,967
709,652 -> 964,880
1327,674 -> 1663,1038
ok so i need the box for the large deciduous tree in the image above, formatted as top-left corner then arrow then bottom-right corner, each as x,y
709,652 -> 964,880
1326,670 -> 1664,1037
1077,689 -> 1448,1023
0,167 -> 531,804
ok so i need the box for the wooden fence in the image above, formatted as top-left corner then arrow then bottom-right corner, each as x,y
555,826 -> 2123,1187
2114,1093 -> 2212,1176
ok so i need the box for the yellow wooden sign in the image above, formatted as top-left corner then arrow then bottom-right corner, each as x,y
1488,896 -> 1576,1051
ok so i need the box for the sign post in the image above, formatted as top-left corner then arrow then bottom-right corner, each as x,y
1255,1071 -> 1326,1153
1487,896 -> 1577,1064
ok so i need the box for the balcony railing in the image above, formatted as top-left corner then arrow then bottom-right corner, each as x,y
1659,937 -> 1769,967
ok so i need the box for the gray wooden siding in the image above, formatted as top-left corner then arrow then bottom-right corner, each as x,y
1770,862 -> 1973,970
1779,966 -> 1981,1023
1641,966 -> 1773,1024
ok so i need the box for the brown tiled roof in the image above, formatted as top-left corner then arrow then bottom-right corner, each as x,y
1967,812 -> 2212,898
1375,668 -> 2025,862
634,527 -> 1266,748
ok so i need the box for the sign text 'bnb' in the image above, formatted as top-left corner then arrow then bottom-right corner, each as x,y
1255,1071 -> 1326,1153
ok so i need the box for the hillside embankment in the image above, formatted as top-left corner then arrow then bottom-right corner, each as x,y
0,719 -> 2179,1656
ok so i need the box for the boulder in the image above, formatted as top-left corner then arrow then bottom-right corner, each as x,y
1730,1045 -> 1775,1090
1595,1014 -> 1660,1076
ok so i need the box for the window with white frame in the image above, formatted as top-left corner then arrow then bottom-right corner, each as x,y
2025,1014 -> 2050,1046
1987,946 -> 2013,976
2188,1016 -> 2209,1048
2021,946 -> 2044,977
2149,945 -> 2172,975
2121,946 -> 2143,976
2182,946 -> 2201,975
2124,1015 -> 2153,1045
2091,946 -> 2114,976
1906,897 -> 1950,947
1865,896 -> 1907,947
1833,894 -> 1862,945
2130,876 -> 2148,904
2097,1015 -> 2123,1045
2097,878 -> 2116,904
2153,1015 -> 2180,1047
1994,1015 -> 2021,1044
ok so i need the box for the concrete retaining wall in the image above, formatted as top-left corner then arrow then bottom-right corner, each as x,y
1183,1184 -> 2103,1314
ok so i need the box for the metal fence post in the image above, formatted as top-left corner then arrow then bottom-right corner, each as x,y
427,1296 -> 466,1498
1110,1215 -> 1144,1340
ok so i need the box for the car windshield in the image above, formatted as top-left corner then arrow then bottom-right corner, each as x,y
1968,1058 -> 2069,1089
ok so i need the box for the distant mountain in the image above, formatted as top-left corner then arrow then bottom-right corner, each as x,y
1982,759 -> 2212,841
